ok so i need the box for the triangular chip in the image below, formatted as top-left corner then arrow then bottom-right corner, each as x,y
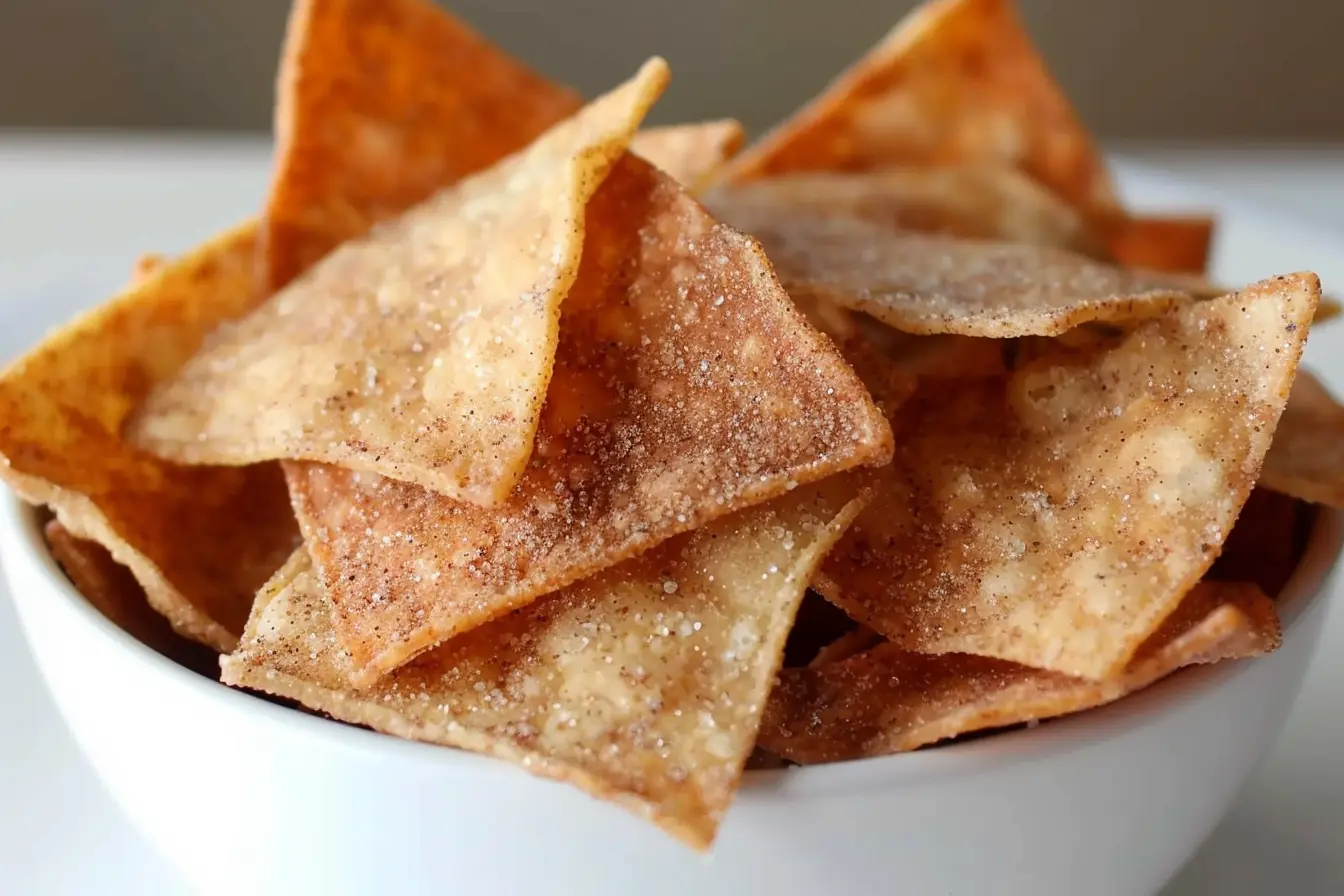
223,477 -> 870,849
631,120 -> 746,191
705,166 -> 1106,257
723,0 -> 1117,216
44,521 -> 218,675
717,209 -> 1203,337
131,61 -> 670,505
815,274 -> 1317,679
0,223 -> 299,650
263,0 -> 583,290
287,153 -> 893,683
760,581 -> 1279,763
1260,370 -> 1344,508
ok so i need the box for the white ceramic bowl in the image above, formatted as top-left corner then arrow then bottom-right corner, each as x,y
3,495 -> 1339,896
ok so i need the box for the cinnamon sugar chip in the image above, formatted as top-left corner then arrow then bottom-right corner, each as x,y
632,120 -> 746,192
262,0 -> 582,291
706,167 -> 1105,257
721,210 -> 1204,337
223,478 -> 870,849
45,521 -> 218,675
1260,370 -> 1344,509
0,223 -> 299,651
131,62 -> 669,505
287,154 -> 893,684
815,274 -> 1317,679
723,0 -> 1117,217
761,581 -> 1280,763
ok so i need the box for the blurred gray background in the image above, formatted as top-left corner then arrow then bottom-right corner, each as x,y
0,0 -> 1340,140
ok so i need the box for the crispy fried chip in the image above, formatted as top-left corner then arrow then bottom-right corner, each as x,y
1104,213 -> 1216,275
223,477 -> 870,848
760,580 -> 1279,763
263,0 -> 583,290
0,223 -> 299,650
815,274 -> 1317,679
286,153 -> 894,684
631,120 -> 746,192
132,62 -> 670,505
723,0 -> 1117,217
705,166 -> 1106,257
719,210 -> 1203,337
44,521 -> 218,675
1260,370 -> 1344,509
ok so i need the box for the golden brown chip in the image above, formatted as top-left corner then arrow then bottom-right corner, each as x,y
132,61 -> 670,505
263,0 -> 583,290
44,521 -> 218,675
705,166 -> 1106,257
719,210 -> 1201,337
723,0 -> 1117,217
1260,370 -> 1344,509
1103,213 -> 1216,275
815,274 -> 1317,679
128,254 -> 167,285
1209,487 -> 1303,598
0,224 -> 299,650
760,580 -> 1279,763
223,477 -> 870,849
631,120 -> 746,192
287,153 -> 894,684
851,318 -> 1007,380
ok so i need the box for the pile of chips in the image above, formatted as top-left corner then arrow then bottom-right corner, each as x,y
2,0 -> 1340,849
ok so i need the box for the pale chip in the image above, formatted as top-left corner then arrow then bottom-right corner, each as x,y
718,210 -> 1202,337
45,521 -> 218,675
223,477 -> 870,848
0,223 -> 299,650
131,61 -> 670,505
632,120 -> 746,191
723,0 -> 1118,217
287,154 -> 893,683
263,0 -> 582,290
705,166 -> 1106,257
815,274 -> 1317,679
760,581 -> 1280,762
1260,370 -> 1344,509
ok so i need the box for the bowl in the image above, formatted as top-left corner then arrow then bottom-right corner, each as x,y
3,492 -> 1339,896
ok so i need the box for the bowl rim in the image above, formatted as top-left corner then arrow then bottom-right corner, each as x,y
3,491 -> 1340,800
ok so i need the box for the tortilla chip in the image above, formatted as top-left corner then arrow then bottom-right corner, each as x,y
760,580 -> 1279,763
286,153 -> 894,684
0,223 -> 299,650
1260,370 -> 1344,509
705,166 -> 1106,257
223,477 -> 870,849
631,120 -> 746,191
851,317 -> 1007,380
44,521 -> 218,675
1104,213 -> 1216,275
132,61 -> 670,505
719,210 -> 1202,337
263,0 -> 583,290
1209,487 -> 1303,598
815,274 -> 1317,679
723,0 -> 1117,217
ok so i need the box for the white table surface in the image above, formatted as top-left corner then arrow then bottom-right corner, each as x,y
2,136 -> 1343,895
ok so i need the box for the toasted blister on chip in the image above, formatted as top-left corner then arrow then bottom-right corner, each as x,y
723,0 -> 1117,217
223,477 -> 871,849
720,210 -> 1207,337
263,0 -> 583,290
131,61 -> 670,505
0,223 -> 299,651
286,153 -> 894,684
1260,370 -> 1344,509
1103,213 -> 1216,275
760,580 -> 1280,763
705,166 -> 1106,257
45,521 -> 219,675
632,120 -> 746,191
815,274 -> 1318,679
